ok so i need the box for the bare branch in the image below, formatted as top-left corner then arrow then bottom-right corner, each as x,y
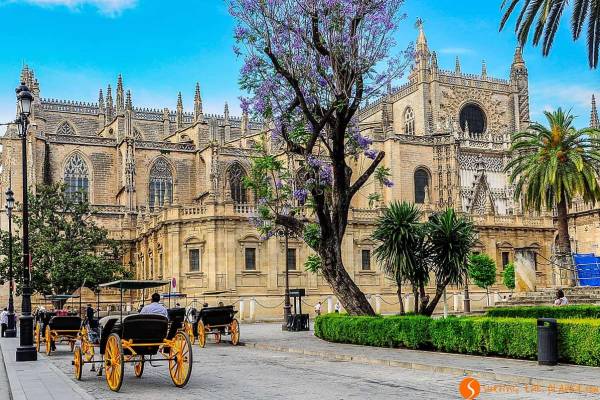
350,151 -> 385,197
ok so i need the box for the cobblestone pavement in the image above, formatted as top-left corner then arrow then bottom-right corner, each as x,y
41,325 -> 596,400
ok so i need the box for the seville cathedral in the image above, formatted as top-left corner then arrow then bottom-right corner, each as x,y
1,27 -> 598,317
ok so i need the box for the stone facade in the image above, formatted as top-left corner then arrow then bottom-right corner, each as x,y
0,27 -> 560,317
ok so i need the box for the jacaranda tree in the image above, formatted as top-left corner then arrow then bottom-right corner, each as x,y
229,0 -> 412,315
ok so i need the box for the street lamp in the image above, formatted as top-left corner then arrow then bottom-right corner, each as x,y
15,82 -> 37,362
4,188 -> 16,338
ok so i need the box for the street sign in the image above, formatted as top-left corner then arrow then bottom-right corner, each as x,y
289,288 -> 305,297
172,277 -> 177,289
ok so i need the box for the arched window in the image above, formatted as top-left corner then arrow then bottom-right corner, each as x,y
57,121 -> 76,136
459,103 -> 486,134
228,163 -> 247,204
404,107 -> 415,135
64,154 -> 89,202
149,158 -> 173,208
414,168 -> 430,204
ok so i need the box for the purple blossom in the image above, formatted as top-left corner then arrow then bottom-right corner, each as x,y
293,188 -> 309,205
364,149 -> 378,160
353,133 -> 373,150
382,178 -> 394,188
275,179 -> 284,189
319,166 -> 333,186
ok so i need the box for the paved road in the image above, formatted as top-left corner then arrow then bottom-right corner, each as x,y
44,338 -> 595,399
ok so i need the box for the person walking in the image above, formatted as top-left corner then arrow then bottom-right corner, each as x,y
334,301 -> 341,313
0,308 -> 8,337
314,301 -> 322,316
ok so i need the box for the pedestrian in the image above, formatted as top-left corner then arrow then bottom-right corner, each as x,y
554,289 -> 568,306
1,308 -> 8,337
314,301 -> 322,316
334,301 -> 341,313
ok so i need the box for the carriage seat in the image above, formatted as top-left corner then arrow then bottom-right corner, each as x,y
199,305 -> 237,326
123,314 -> 169,355
48,316 -> 81,331
166,308 -> 185,339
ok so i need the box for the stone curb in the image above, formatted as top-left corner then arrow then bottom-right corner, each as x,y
0,339 -> 94,400
246,342 -> 600,393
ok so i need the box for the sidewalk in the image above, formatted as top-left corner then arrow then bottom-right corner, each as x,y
0,337 -> 93,400
241,323 -> 600,392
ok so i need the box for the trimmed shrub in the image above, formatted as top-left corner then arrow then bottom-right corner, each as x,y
315,314 -> 600,366
486,305 -> 600,319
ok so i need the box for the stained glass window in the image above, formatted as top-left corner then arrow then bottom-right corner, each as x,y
414,168 -> 429,204
149,158 -> 173,208
64,154 -> 89,202
404,107 -> 415,135
459,104 -> 486,134
228,163 -> 247,204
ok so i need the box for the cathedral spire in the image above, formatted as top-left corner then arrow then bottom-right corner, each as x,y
455,56 -> 461,74
430,51 -> 438,70
106,85 -> 114,121
591,95 -> 599,129
98,89 -> 105,112
512,46 -> 525,66
116,74 -> 124,113
414,18 -> 430,72
126,90 -> 132,111
224,102 -> 230,125
194,82 -> 203,122
241,110 -> 249,136
176,92 -> 183,129
481,60 -> 487,78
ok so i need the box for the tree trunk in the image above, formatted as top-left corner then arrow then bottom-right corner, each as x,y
412,286 -> 419,314
556,198 -> 572,255
556,197 -> 575,286
422,278 -> 450,317
320,241 -> 375,316
396,280 -> 404,314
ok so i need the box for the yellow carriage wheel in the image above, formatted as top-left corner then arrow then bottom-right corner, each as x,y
35,324 -> 41,352
197,321 -> 206,348
45,326 -> 52,356
74,345 -> 83,381
134,356 -> 144,378
168,332 -> 193,388
81,336 -> 94,362
104,334 -> 124,392
184,321 -> 196,345
230,319 -> 240,346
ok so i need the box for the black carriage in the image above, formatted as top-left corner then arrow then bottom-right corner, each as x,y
195,305 -> 240,347
73,280 -> 193,392
34,294 -> 82,355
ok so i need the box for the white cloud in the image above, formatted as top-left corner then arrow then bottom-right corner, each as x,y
438,47 -> 473,55
531,84 -> 596,110
13,0 -> 137,16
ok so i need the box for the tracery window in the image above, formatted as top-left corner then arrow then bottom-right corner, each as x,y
149,158 -> 173,208
414,168 -> 430,204
64,154 -> 89,202
459,103 -> 486,134
228,163 -> 247,204
57,121 -> 76,136
133,127 -> 143,139
404,107 -> 415,135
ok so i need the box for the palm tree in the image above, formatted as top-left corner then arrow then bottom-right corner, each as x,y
499,0 -> 600,68
506,108 -> 600,264
372,202 -> 429,314
422,209 -> 476,317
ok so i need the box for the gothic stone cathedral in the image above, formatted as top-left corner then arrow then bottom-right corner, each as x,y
1,27 -> 563,315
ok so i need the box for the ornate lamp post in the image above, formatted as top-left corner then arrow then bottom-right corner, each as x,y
282,226 -> 291,331
15,81 -> 36,362
4,188 -> 16,338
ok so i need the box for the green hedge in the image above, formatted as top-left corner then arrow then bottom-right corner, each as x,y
485,305 -> 600,319
314,314 -> 600,366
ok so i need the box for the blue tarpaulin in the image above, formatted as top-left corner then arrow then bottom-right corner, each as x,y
573,254 -> 600,286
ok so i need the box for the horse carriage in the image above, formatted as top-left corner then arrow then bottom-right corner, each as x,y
195,305 -> 240,348
161,292 -> 196,345
73,280 -> 193,392
34,294 -> 82,355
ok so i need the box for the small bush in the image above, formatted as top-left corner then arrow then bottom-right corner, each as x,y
315,313 -> 600,366
486,305 -> 600,319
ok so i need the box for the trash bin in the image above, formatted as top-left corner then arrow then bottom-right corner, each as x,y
537,318 -> 558,365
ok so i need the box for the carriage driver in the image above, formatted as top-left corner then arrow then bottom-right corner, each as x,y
140,293 -> 168,318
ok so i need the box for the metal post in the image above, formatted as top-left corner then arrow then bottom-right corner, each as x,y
5,193 -> 16,337
16,114 -> 36,361
463,284 -> 471,314
282,227 -> 291,331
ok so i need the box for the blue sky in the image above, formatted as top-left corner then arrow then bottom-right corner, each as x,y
0,0 -> 597,128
